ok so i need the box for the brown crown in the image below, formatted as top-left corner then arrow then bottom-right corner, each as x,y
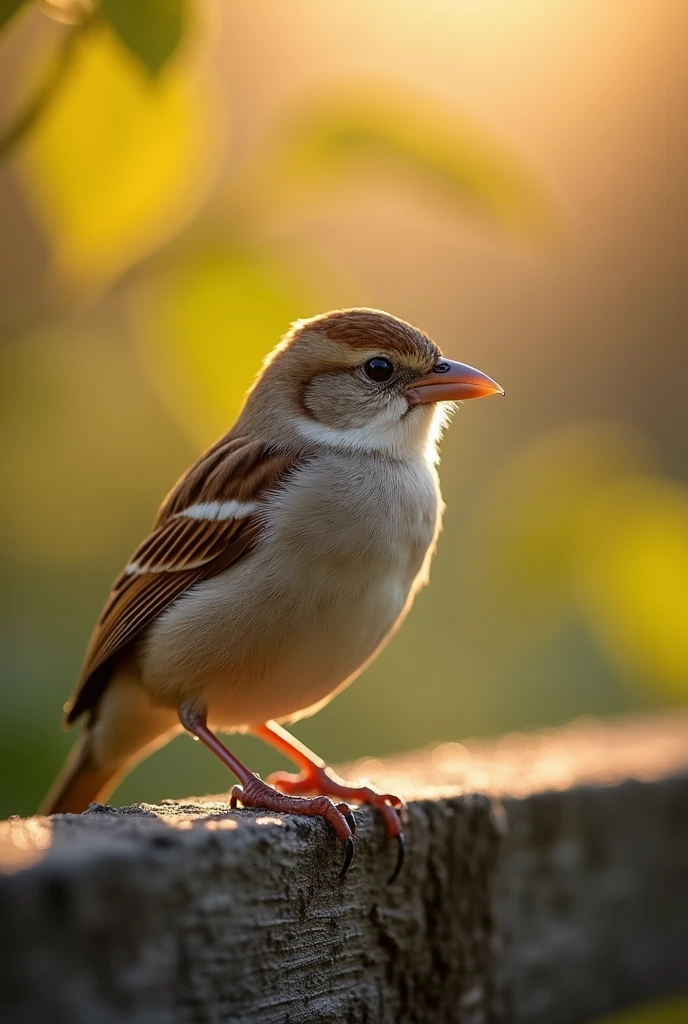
297,308 -> 440,362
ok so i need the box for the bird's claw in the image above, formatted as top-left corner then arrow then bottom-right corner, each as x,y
339,805 -> 357,836
339,836 -> 355,878
228,781 -> 356,880
388,832 -> 405,884
230,773 -> 401,883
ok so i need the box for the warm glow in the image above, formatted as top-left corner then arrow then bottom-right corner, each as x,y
0,0 -> 684,821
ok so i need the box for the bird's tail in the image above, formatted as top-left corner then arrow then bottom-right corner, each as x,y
39,730 -> 122,815
40,673 -> 181,816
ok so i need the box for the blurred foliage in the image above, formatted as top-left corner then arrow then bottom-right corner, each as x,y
1,4 -> 545,298
479,423 -> 651,611
583,996 -> 688,1024
0,327 -> 192,568
130,247 -> 324,443
575,477 -> 688,701
17,18 -> 212,291
478,424 -> 688,702
1,0 -> 25,30
0,0 -> 685,831
260,87 -> 551,236
100,0 -> 187,75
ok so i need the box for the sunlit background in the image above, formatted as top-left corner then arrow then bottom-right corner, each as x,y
1,0 -> 687,843
2,5 -> 688,1018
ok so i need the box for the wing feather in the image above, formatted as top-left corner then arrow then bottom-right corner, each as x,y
66,442 -> 299,724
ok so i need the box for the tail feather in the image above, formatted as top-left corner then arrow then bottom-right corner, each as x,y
40,732 -> 120,815
41,672 -> 180,815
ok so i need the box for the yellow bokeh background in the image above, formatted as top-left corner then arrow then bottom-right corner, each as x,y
1,0 -> 685,807
1,5 -> 686,1017
0,2 -> 686,991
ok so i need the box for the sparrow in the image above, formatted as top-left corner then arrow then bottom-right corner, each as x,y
42,308 -> 503,880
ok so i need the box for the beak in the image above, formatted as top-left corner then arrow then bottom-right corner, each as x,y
407,359 -> 504,405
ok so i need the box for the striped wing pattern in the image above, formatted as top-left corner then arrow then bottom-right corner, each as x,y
66,440 -> 300,724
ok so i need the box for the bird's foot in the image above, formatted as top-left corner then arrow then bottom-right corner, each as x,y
230,775 -> 356,878
268,765 -> 405,882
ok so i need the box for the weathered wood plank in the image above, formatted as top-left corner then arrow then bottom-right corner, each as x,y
1,713 -> 687,1024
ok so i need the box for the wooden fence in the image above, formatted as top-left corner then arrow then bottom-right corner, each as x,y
1,712 -> 687,1023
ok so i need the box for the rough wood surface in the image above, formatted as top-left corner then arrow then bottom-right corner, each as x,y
1,713 -> 687,1024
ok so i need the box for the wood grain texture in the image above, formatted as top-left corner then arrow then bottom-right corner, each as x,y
1,712 -> 687,1024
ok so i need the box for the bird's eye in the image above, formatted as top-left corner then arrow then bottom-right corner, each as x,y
363,357 -> 394,383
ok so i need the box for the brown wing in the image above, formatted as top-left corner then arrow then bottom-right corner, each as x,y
65,441 -> 300,725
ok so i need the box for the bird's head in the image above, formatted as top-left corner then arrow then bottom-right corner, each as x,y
240,308 -> 503,459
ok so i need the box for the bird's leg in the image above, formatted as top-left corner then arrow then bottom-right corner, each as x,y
178,704 -> 355,877
255,720 -> 405,883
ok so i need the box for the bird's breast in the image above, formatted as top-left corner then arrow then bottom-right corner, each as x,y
267,452 -> 441,582
141,452 -> 442,726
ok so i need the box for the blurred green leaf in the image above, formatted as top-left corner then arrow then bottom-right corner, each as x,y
0,327 -> 192,568
17,22 -> 213,291
470,424 -> 688,707
575,477 -> 688,701
0,0 -> 25,30
477,423 -> 651,605
261,86 -> 550,234
101,0 -> 186,75
130,246 -> 324,445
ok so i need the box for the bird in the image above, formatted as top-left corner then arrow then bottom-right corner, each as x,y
41,307 -> 503,880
